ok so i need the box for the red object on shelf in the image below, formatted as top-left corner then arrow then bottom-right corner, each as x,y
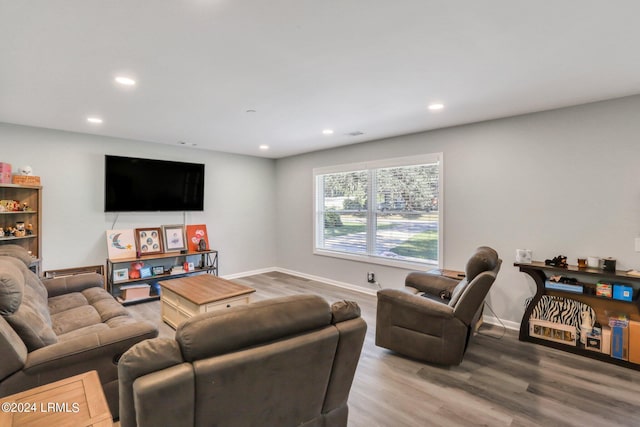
185,224 -> 209,252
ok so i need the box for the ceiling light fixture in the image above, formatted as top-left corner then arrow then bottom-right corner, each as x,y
322,129 -> 334,135
259,145 -> 269,150
428,103 -> 444,111
87,117 -> 103,124
115,76 -> 136,86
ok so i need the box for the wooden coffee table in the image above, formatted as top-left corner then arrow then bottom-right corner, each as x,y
0,370 -> 112,427
159,274 -> 256,328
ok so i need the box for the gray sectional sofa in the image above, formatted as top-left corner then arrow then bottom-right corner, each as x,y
0,245 -> 158,418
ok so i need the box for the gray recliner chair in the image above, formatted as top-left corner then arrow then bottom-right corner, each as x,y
376,246 -> 501,365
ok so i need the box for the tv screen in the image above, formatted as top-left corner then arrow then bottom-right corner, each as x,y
105,155 -> 205,212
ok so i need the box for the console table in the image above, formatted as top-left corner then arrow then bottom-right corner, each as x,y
106,250 -> 218,305
516,261 -> 640,370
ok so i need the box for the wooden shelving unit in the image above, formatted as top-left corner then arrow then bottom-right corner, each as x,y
515,261 -> 640,370
0,184 -> 42,274
106,250 -> 218,306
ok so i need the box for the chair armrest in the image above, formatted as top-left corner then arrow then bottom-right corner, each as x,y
118,338 -> 185,427
23,320 -> 157,376
43,273 -> 104,297
377,289 -> 454,319
405,272 -> 460,296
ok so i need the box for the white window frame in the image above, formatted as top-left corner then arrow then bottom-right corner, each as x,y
313,153 -> 443,270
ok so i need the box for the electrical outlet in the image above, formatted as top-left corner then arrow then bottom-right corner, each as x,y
367,272 -> 375,283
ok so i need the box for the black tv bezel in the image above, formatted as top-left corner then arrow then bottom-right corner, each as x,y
104,155 -> 205,212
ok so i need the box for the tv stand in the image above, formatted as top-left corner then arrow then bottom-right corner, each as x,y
106,250 -> 218,305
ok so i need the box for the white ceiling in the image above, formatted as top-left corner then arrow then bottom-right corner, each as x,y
2,1 -> 640,159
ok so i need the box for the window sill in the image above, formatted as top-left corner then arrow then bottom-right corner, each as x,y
313,248 -> 439,271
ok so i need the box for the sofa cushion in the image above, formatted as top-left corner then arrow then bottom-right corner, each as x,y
0,258 -> 24,315
0,244 -> 34,267
82,286 -> 115,304
48,292 -> 88,315
22,279 -> 52,326
177,294 -> 332,362
0,316 -> 27,381
57,323 -> 110,342
4,303 -> 58,351
91,295 -> 130,322
331,300 -> 361,323
24,268 -> 48,304
51,305 -> 102,336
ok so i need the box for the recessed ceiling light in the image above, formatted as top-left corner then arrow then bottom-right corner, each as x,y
428,103 -> 444,111
322,129 -> 334,135
115,76 -> 136,86
87,117 -> 103,124
259,145 -> 269,150
246,109 -> 257,113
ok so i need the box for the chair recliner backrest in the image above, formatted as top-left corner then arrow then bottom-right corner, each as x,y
451,247 -> 501,324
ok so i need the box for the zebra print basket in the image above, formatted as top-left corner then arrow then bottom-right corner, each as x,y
525,295 -> 595,335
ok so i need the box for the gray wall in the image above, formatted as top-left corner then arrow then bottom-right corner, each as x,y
3,94 -> 640,325
276,95 -> 640,324
0,123 -> 277,275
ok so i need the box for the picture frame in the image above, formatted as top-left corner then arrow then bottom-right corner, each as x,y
134,227 -> 164,255
162,224 -> 186,252
113,268 -> 129,283
152,266 -> 164,276
105,229 -> 137,259
185,224 -> 209,252
139,266 -> 152,279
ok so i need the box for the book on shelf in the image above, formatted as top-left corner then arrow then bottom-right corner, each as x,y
544,280 -> 583,294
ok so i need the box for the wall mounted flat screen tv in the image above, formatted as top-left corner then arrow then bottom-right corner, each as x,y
105,155 -> 205,212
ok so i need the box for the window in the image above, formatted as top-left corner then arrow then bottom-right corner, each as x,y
314,154 -> 442,268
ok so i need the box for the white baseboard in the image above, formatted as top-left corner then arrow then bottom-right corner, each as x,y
274,267 -> 379,296
482,314 -> 520,331
224,267 -> 519,329
222,267 -> 278,280
224,266 -> 377,296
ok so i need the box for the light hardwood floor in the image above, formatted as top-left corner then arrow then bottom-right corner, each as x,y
126,272 -> 640,427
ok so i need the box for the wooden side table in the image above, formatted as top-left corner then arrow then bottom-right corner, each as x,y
0,370 -> 112,426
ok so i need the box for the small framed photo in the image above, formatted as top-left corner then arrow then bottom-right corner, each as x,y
113,268 -> 129,283
162,224 -> 186,253
152,266 -> 164,276
139,266 -> 152,279
134,227 -> 164,255
106,229 -> 136,259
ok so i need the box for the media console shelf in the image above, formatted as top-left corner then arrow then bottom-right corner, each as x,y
516,261 -> 640,370
106,250 -> 218,306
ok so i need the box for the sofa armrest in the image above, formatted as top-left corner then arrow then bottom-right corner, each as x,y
23,320 -> 157,378
405,272 -> 460,296
43,273 -> 104,297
